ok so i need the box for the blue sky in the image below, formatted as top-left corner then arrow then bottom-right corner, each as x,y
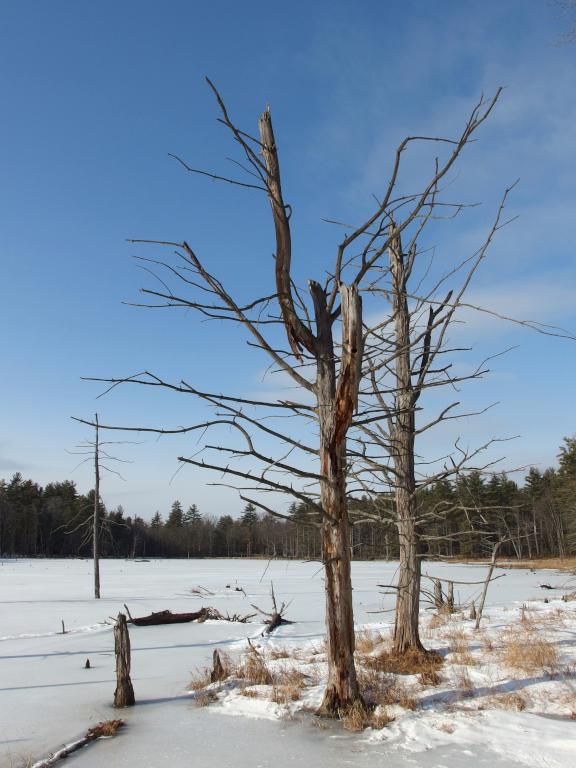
1,0 -> 575,520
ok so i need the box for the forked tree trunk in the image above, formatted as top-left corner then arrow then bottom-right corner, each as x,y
260,107 -> 363,716
313,282 -> 363,716
114,613 -> 135,707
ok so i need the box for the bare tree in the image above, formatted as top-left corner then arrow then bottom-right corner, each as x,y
75,81 -> 522,712
68,414 -> 134,598
349,144 -> 573,653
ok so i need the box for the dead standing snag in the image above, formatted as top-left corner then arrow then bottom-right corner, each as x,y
114,613 -> 135,707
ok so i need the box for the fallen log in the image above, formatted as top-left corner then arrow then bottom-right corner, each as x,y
127,606 -> 256,626
33,720 -> 124,767
129,608 -> 209,626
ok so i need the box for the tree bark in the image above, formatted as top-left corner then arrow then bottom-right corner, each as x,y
312,283 -> 363,716
93,413 -> 100,599
390,228 -> 424,654
260,104 -> 364,717
114,613 -> 135,707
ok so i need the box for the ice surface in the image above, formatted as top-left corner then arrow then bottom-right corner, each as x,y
0,558 -> 573,767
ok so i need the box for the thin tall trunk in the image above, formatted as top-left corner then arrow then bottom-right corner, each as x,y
390,230 -> 423,654
475,539 -> 502,630
93,413 -> 101,599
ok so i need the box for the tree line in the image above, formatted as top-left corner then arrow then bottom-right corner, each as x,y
1,435 -> 574,560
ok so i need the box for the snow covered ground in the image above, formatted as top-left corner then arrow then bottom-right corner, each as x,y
0,558 -> 574,768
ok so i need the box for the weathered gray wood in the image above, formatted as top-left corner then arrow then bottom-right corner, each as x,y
93,413 -> 100,600
389,227 -> 424,654
210,649 -> 226,683
433,579 -> 444,609
475,541 -> 502,630
260,110 -> 364,716
114,613 -> 135,707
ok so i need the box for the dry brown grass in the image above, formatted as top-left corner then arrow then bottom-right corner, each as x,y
355,629 -> 384,654
268,647 -> 294,660
340,700 -> 374,731
239,686 -> 260,698
340,700 -> 395,732
357,667 -> 418,710
492,691 -> 527,711
189,667 -> 212,691
270,683 -> 302,703
365,648 -> 443,676
443,627 -> 476,666
427,613 -> 450,631
500,556 -> 576,572
237,652 -> 274,685
499,627 -> 559,673
194,690 -> 219,707
86,719 -> 124,739
419,669 -> 442,686
479,632 -> 494,653
453,667 -> 474,692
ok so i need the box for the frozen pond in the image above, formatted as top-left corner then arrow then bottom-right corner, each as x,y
0,558 -> 569,767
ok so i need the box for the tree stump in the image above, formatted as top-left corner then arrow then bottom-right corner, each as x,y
433,579 -> 444,610
469,602 -> 477,621
114,613 -> 135,707
210,649 -> 226,682
446,581 -> 454,613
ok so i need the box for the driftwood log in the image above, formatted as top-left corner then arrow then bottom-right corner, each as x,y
114,613 -> 135,707
129,608 -> 209,626
125,606 -> 256,627
33,720 -> 124,767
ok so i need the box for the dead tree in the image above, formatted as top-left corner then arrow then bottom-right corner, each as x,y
93,413 -> 100,599
74,82 -> 543,713
114,613 -> 135,707
346,86 -> 574,652
67,416 -> 135,598
251,582 -> 292,634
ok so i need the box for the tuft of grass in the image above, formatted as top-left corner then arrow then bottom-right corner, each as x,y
419,669 -> 442,686
453,667 -> 474,693
238,685 -> 260,698
189,667 -> 212,691
355,629 -> 384,654
237,652 -> 274,685
340,700 -> 372,732
365,648 -> 443,675
194,690 -> 219,707
357,667 -> 418,710
500,626 -> 559,673
493,691 -> 527,711
268,647 -> 293,660
86,719 -> 124,739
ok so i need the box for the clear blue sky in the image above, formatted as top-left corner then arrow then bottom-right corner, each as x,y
1,0 -> 575,520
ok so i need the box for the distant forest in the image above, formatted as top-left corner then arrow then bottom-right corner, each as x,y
1,436 -> 575,561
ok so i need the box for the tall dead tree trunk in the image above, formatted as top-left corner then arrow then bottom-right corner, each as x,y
93,413 -> 101,599
312,282 -> 363,714
260,111 -> 364,714
114,613 -> 135,707
389,230 -> 424,653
